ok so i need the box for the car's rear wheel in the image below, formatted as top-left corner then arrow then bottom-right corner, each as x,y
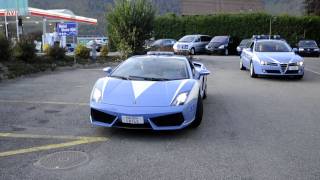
250,61 -> 257,78
240,59 -> 246,70
190,94 -> 203,128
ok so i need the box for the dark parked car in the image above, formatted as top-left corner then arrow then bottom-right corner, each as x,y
236,39 -> 251,55
205,36 -> 236,55
146,39 -> 176,51
297,40 -> 319,57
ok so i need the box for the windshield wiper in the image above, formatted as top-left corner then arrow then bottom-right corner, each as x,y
129,76 -> 170,81
111,75 -> 129,80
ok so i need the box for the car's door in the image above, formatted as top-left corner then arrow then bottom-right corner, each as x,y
242,41 -> 255,68
193,36 -> 202,52
200,36 -> 211,52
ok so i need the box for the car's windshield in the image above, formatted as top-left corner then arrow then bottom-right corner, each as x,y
240,39 -> 250,46
299,40 -> 318,47
179,36 -> 195,43
151,40 -> 163,46
210,36 -> 228,43
111,57 -> 189,81
255,41 -> 291,52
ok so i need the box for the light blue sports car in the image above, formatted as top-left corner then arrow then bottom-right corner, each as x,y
90,52 -> 210,130
240,39 -> 304,79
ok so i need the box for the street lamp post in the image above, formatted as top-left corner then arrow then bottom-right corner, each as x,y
269,16 -> 276,39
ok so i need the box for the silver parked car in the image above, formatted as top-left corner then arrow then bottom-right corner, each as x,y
173,35 -> 211,55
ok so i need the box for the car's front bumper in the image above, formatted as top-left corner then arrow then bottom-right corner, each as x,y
173,48 -> 190,55
255,63 -> 304,76
206,48 -> 225,54
90,101 -> 197,131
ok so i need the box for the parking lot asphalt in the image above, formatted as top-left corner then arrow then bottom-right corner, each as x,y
0,55 -> 320,180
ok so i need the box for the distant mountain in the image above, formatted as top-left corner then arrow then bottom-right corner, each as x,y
28,0 -> 305,36
263,0 -> 305,16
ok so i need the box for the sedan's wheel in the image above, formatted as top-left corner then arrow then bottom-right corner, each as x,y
203,86 -> 207,99
190,48 -> 195,55
250,62 -> 257,78
224,49 -> 229,56
240,59 -> 246,70
190,94 -> 203,128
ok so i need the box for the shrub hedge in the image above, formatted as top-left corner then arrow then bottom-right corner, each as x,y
0,35 -> 11,62
154,13 -> 320,46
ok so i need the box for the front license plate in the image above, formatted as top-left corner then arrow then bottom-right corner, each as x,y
121,116 -> 144,124
289,66 -> 299,70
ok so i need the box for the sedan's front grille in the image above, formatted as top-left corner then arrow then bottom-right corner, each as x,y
280,64 -> 288,72
91,109 -> 116,124
266,70 -> 281,74
286,70 -> 299,74
150,113 -> 184,127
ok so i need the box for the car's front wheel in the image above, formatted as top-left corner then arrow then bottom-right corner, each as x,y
240,59 -> 246,70
190,94 -> 203,128
224,49 -> 229,56
190,48 -> 195,55
250,62 -> 257,78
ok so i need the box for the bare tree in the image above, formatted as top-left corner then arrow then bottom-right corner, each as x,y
305,0 -> 320,15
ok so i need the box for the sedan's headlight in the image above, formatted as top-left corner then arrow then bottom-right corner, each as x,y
299,48 -> 305,51
172,92 -> 189,106
314,48 -> 319,51
182,45 -> 188,49
218,45 -> 225,49
297,61 -> 304,66
91,88 -> 102,103
260,60 -> 268,65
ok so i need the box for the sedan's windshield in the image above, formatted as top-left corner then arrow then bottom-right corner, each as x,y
211,36 -> 228,43
111,57 -> 189,81
255,41 -> 291,52
239,39 -> 250,46
179,36 -> 195,43
299,40 -> 318,48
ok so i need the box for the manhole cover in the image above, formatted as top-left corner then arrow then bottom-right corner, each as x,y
34,151 -> 89,170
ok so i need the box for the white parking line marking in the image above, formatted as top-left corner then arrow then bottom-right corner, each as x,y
306,68 -> 320,76
0,100 -> 88,106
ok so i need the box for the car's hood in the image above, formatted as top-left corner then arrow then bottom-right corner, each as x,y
208,42 -> 224,48
255,52 -> 301,63
98,77 -> 195,107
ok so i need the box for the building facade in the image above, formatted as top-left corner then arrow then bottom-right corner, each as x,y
180,0 -> 264,15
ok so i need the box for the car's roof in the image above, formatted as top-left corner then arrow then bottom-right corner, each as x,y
255,39 -> 287,43
299,39 -> 316,42
184,34 -> 210,37
133,55 -> 187,60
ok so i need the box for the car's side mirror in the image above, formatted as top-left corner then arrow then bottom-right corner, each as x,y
103,67 -> 112,76
196,69 -> 210,79
292,48 -> 298,53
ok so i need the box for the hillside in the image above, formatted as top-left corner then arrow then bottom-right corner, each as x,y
29,0 -> 305,36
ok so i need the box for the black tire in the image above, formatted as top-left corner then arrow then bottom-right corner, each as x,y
240,59 -> 246,70
190,48 -> 195,55
250,61 -> 257,78
190,94 -> 203,128
203,87 -> 207,99
224,49 -> 229,56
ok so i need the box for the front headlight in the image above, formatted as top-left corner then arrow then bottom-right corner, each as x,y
91,88 -> 102,103
314,48 -> 319,51
260,60 -> 268,65
297,61 -> 304,66
218,45 -> 225,49
299,48 -> 305,51
172,92 -> 189,106
182,45 -> 189,49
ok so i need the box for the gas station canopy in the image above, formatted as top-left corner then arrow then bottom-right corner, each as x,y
0,7 -> 97,25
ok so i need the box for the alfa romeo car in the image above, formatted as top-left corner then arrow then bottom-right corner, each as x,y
240,39 -> 304,79
90,52 -> 210,130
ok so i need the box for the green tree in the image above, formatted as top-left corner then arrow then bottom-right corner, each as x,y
107,0 -> 155,58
